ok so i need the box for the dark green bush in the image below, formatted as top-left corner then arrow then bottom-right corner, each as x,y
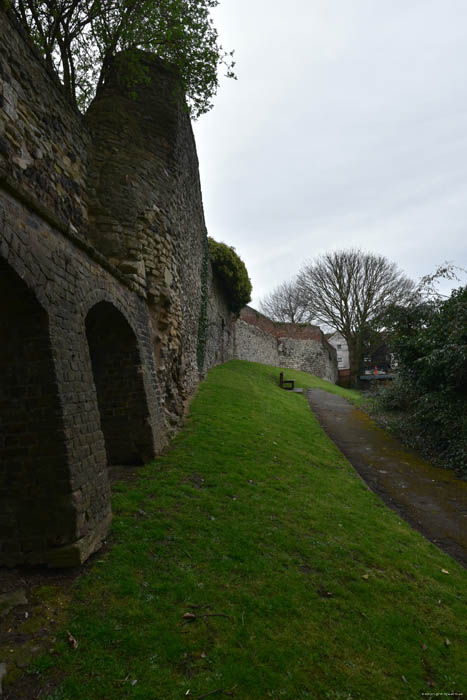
208,237 -> 252,314
373,285 -> 467,476
372,382 -> 467,476
392,286 -> 467,395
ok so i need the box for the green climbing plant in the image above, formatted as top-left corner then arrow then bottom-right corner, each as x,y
196,236 -> 209,373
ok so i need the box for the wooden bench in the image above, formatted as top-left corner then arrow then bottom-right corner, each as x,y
279,372 -> 294,390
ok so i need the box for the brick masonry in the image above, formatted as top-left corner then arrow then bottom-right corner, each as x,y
0,188 -> 165,566
0,11 -> 233,566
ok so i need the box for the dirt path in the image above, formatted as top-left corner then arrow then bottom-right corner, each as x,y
307,389 -> 467,568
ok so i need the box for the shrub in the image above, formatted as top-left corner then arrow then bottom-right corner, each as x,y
373,285 -> 467,476
208,237 -> 252,314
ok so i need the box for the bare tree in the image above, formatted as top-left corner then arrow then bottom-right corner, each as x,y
260,279 -> 310,323
298,249 -> 414,385
417,261 -> 466,300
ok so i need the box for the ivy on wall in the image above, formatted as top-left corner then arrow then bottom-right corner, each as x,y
208,237 -> 252,315
196,236 -> 209,374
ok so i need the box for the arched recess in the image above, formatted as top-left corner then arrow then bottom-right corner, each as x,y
85,301 -> 154,466
0,257 -> 72,563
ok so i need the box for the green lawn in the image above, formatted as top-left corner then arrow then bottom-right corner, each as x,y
37,360 -> 465,699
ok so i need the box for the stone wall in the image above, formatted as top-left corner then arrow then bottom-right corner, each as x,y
0,13 -> 89,236
234,319 -> 279,366
277,337 -> 337,383
0,10 -> 232,566
86,52 -> 215,417
204,267 -> 235,372
234,307 -> 338,383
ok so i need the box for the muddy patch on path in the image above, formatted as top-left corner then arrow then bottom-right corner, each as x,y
307,388 -> 467,568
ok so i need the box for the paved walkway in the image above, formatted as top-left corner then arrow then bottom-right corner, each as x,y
307,389 -> 467,568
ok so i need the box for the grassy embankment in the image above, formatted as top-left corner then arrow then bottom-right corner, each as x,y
34,360 -> 465,699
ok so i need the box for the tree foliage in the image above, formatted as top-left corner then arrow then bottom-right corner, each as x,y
376,283 -> 467,475
384,262 -> 467,393
259,279 -> 309,324
9,0 -> 235,116
208,237 -> 252,315
297,249 -> 414,383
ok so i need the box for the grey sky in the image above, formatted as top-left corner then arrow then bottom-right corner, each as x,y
193,0 -> 467,308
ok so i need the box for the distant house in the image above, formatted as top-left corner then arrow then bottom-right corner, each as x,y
326,331 -> 349,369
326,331 -> 393,387
326,331 -> 351,386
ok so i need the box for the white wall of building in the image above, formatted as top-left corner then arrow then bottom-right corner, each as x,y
327,331 -> 349,371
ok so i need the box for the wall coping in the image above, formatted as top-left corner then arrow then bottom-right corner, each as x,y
239,306 -> 336,352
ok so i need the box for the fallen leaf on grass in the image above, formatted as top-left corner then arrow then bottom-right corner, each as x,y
66,631 -> 78,649
441,569 -> 450,574
181,612 -> 231,626
317,588 -> 334,598
183,613 -> 197,621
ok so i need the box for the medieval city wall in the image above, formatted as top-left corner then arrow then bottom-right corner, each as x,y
85,53 -> 223,412
0,10 -> 232,566
235,307 -> 338,383
0,12 -> 89,235
0,8 -> 335,568
0,187 -> 165,566
234,319 -> 279,366
204,268 -> 235,371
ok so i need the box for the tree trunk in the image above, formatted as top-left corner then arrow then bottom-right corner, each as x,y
347,335 -> 362,388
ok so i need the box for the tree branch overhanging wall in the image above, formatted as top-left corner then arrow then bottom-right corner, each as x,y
7,0 -> 236,116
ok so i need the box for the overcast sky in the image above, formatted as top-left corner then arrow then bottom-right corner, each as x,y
193,0 -> 467,308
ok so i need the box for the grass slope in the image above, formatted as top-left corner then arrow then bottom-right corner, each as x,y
39,360 -> 465,699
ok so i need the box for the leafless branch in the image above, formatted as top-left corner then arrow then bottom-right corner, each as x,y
296,249 -> 414,383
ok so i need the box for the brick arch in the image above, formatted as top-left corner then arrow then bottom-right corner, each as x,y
0,256 -> 74,565
0,249 -> 51,315
85,300 -> 155,466
80,287 -> 141,338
